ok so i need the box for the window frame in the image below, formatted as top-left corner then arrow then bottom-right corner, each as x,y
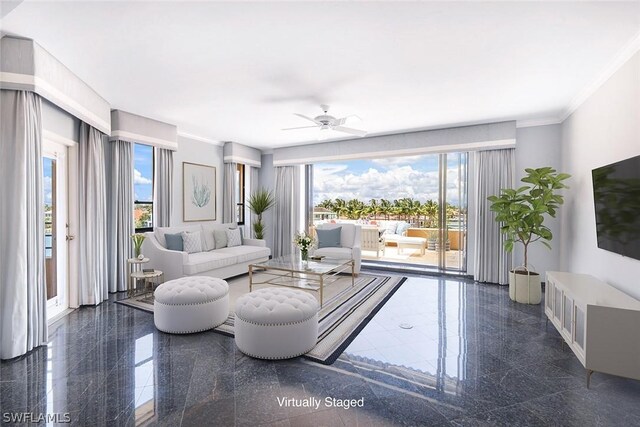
236,163 -> 245,225
134,143 -> 155,233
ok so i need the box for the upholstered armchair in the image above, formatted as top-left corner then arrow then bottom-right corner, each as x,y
313,223 -> 362,275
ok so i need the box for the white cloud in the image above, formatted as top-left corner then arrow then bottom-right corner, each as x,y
43,176 -> 52,204
134,169 -> 152,185
371,155 -> 428,168
314,165 -> 463,206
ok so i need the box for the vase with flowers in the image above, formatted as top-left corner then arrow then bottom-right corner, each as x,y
293,231 -> 316,263
131,233 -> 146,258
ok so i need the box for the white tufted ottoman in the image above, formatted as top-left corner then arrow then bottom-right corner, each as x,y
154,277 -> 229,334
234,288 -> 319,359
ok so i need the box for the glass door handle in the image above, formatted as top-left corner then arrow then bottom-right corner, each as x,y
66,235 -> 75,241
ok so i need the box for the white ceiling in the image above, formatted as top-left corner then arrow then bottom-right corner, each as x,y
2,1 -> 640,149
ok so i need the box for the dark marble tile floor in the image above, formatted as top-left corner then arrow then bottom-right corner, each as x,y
2,273 -> 639,426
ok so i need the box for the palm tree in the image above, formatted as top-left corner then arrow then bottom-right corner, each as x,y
332,198 -> 347,218
420,200 -> 439,228
380,199 -> 392,220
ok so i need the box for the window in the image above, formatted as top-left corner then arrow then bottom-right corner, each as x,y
134,143 -> 154,232
236,163 -> 245,225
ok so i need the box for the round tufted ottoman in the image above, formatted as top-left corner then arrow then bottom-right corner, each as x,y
234,288 -> 319,359
154,276 -> 229,334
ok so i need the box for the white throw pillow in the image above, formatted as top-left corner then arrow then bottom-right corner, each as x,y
226,228 -> 242,247
182,231 -> 203,254
202,229 -> 216,251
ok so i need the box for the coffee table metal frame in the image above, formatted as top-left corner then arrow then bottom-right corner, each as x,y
249,257 -> 355,307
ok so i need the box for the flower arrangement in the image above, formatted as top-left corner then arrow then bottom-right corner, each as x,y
293,231 -> 316,261
131,233 -> 146,257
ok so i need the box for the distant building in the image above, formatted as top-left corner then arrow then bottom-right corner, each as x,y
313,207 -> 337,222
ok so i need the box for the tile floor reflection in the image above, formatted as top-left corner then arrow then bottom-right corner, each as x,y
1,274 -> 640,426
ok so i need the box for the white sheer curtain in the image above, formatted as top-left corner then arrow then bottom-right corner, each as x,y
473,148 -> 514,285
107,140 -> 134,293
249,166 -> 260,237
273,166 -> 300,257
154,147 -> 173,227
0,90 -> 48,359
223,162 -> 237,223
77,122 -> 109,305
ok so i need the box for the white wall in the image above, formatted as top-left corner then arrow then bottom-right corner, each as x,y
171,135 -> 224,227
560,51 -> 640,299
514,124 -> 563,277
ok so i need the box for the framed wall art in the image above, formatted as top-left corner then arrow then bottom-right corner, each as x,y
183,162 -> 216,221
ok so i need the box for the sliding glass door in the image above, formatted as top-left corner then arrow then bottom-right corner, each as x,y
310,152 -> 468,272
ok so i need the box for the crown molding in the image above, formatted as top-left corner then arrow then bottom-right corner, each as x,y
516,117 -> 562,128
177,131 -> 224,146
560,29 -> 640,122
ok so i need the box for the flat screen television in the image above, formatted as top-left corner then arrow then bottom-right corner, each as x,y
592,154 -> 640,261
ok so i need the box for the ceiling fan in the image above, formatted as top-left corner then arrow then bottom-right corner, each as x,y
282,105 -> 367,139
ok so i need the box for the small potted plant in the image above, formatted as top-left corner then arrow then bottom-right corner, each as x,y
427,230 -> 438,251
488,167 -> 570,304
293,231 -> 316,262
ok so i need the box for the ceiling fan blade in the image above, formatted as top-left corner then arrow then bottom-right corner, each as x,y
294,113 -> 321,125
333,126 -> 368,137
334,114 -> 362,126
281,125 -> 318,131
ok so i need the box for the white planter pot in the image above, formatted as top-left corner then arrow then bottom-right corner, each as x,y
509,270 -> 541,304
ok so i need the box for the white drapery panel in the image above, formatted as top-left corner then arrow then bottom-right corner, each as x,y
107,140 -> 134,293
154,147 -> 173,227
223,162 -> 237,223
249,166 -> 260,238
273,166 -> 300,257
78,122 -> 109,305
473,148 -> 515,285
0,90 -> 48,359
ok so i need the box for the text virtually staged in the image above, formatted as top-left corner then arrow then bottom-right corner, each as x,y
1,2 -> 640,426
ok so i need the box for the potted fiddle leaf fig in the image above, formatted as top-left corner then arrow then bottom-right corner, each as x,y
248,188 -> 276,240
488,167 -> 570,304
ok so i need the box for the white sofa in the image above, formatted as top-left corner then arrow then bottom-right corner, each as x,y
142,223 -> 270,281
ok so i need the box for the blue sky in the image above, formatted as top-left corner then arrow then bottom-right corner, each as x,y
313,154 -> 466,206
134,143 -> 153,202
43,158 -> 53,205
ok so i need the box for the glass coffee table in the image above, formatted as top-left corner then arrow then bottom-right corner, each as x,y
249,255 -> 355,307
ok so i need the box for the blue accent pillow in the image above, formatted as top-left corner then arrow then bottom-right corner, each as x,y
396,222 -> 411,236
165,233 -> 184,251
317,227 -> 342,248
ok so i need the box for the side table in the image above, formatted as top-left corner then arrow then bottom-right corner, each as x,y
130,270 -> 164,296
127,257 -> 149,297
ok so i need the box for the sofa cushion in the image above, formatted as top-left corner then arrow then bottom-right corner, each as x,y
313,247 -> 353,260
155,225 -> 200,248
202,229 -> 216,251
396,222 -> 410,236
383,221 -> 398,235
182,231 -> 203,254
226,228 -> 242,247
183,251 -> 239,275
214,229 -> 228,249
317,227 -> 341,248
214,245 -> 270,263
165,233 -> 184,251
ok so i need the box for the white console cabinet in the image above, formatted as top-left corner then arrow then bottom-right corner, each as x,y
545,271 -> 640,387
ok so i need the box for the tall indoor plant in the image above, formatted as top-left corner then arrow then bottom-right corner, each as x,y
488,167 -> 570,304
247,188 -> 276,240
